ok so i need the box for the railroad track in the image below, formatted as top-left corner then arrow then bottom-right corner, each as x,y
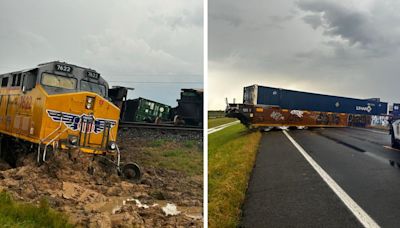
119,121 -> 203,132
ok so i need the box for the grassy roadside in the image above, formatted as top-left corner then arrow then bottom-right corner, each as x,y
208,117 -> 237,129
208,124 -> 262,228
0,191 -> 72,228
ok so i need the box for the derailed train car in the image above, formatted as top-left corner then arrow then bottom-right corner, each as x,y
122,97 -> 171,123
0,61 -> 140,181
226,84 -> 388,129
172,89 -> 203,126
110,87 -> 203,127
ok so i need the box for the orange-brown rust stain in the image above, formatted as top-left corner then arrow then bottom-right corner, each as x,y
251,106 -> 349,127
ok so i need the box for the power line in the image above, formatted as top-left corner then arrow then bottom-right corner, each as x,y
108,81 -> 203,84
108,74 -> 202,77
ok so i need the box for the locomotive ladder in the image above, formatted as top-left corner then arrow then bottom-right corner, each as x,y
37,113 -> 68,163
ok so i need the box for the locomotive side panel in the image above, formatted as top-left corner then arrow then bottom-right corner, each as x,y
0,71 -> 46,143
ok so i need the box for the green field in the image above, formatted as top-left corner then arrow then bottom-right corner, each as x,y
142,139 -> 203,176
0,191 -> 72,228
208,123 -> 261,228
208,110 -> 225,119
208,117 -> 237,129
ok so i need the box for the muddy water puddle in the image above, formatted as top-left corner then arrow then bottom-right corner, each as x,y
86,196 -> 202,220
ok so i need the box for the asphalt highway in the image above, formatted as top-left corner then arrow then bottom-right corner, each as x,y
241,127 -> 400,228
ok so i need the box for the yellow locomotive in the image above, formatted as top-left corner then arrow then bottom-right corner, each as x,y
0,61 -> 140,180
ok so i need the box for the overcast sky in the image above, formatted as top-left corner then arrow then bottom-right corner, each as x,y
209,0 -> 400,110
0,0 -> 203,106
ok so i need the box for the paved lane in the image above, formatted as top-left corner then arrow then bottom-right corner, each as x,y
309,127 -> 400,168
290,128 -> 400,228
241,130 -> 362,228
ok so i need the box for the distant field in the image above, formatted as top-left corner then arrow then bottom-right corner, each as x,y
208,110 -> 225,119
208,117 -> 237,129
208,124 -> 262,228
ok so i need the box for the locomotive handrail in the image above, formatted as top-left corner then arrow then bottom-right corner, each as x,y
37,114 -> 64,163
42,127 -> 69,162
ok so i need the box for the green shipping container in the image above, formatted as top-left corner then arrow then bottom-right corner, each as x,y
122,97 -> 171,123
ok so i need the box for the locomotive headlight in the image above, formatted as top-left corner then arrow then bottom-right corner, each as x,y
108,141 -> 117,151
86,96 -> 95,110
68,135 -> 79,145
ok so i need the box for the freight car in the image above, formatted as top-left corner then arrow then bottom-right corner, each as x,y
227,84 -> 388,129
0,61 -> 140,181
110,87 -> 203,127
121,97 -> 171,123
172,89 -> 203,126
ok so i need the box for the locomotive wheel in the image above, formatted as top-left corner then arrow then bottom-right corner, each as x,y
173,115 -> 182,125
121,163 -> 141,182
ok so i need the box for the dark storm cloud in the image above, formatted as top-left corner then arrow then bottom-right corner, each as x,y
0,0 -> 203,106
209,0 -> 400,110
298,1 -> 375,47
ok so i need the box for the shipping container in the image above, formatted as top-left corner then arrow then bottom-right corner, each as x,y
244,85 -> 388,115
121,97 -> 171,123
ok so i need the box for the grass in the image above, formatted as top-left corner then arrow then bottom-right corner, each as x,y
208,110 -> 225,119
208,117 -> 237,129
149,139 -> 167,147
208,124 -> 262,228
142,140 -> 203,176
0,191 -> 72,228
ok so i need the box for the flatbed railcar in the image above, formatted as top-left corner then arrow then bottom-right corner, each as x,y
0,61 -> 140,180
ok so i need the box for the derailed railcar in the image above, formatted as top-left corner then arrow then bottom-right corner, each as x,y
0,61 -> 140,181
226,104 -> 349,128
174,89 -> 203,126
121,97 -> 171,123
228,85 -> 388,129
108,87 -> 203,127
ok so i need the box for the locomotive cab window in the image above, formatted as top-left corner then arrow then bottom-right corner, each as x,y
80,80 -> 106,97
11,74 -> 22,87
1,77 -> 9,87
41,73 -> 77,90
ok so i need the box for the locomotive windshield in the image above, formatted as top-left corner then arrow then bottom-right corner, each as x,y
80,80 -> 106,97
41,73 -> 77,90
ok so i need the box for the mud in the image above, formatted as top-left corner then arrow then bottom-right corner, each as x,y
0,132 -> 203,227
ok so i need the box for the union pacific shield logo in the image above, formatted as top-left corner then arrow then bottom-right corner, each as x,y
47,110 -> 117,134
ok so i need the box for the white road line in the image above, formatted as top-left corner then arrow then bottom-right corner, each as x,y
208,120 -> 240,134
282,130 -> 380,228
